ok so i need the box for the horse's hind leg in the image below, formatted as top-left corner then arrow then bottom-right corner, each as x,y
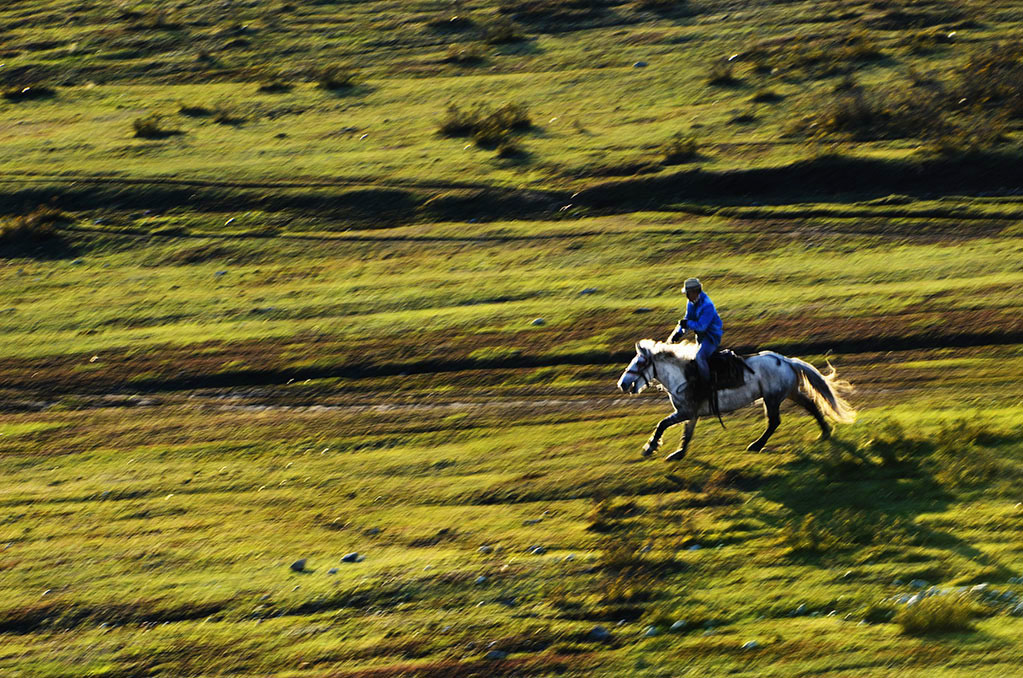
665,418 -> 697,462
747,394 -> 782,452
642,412 -> 682,459
790,391 -> 830,440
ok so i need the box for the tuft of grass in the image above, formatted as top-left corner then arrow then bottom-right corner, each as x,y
661,132 -> 699,164
257,79 -> 293,94
0,206 -> 71,245
894,595 -> 984,635
481,17 -> 525,44
317,64 -> 359,90
438,101 -> 532,148
443,43 -> 487,65
132,114 -> 182,139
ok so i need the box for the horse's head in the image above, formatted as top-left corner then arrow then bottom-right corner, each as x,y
618,342 -> 656,394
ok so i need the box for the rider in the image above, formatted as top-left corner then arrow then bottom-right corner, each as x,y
668,278 -> 723,390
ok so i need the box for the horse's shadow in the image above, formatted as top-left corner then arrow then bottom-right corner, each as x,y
756,439 -> 1014,580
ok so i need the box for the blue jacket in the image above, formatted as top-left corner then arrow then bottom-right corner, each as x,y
684,292 -> 723,345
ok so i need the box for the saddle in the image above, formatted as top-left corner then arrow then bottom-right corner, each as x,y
686,349 -> 755,426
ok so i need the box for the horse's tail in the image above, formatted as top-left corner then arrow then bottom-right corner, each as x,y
786,357 -> 857,424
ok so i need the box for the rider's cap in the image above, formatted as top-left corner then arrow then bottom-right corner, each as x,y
683,278 -> 702,291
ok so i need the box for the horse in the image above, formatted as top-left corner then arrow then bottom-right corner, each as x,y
617,339 -> 856,461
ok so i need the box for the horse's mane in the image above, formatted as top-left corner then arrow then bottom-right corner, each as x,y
638,339 -> 699,364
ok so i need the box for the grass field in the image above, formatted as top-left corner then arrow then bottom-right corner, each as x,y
3,1 -> 1023,676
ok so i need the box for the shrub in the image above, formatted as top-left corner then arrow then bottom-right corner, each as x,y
212,107 -> 246,125
957,42 -> 1023,117
438,102 -> 532,148
481,17 -> 525,44
443,43 -> 487,65
744,31 -> 883,80
894,594 -> 983,635
779,513 -> 838,555
662,132 -> 699,164
132,114 -> 181,139
257,79 -> 293,93
0,207 -> 71,245
318,64 -> 358,90
813,85 -> 950,141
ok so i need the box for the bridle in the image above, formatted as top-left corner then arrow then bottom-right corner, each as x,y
624,350 -> 658,386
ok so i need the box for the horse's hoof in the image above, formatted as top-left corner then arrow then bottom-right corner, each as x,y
664,450 -> 686,462
641,448 -> 654,459
746,442 -> 764,452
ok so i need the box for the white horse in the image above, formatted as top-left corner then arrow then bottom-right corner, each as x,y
617,339 -> 856,461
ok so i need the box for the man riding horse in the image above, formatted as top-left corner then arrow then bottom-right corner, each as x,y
667,277 -> 722,405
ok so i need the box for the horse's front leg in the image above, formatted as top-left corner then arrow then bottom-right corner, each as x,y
665,418 -> 697,462
642,412 -> 682,459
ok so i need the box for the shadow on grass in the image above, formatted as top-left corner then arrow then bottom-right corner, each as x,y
759,437 -> 1017,580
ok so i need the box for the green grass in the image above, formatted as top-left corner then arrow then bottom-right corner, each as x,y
5,0 -> 1023,675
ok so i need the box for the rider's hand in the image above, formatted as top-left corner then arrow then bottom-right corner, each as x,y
668,322 -> 685,343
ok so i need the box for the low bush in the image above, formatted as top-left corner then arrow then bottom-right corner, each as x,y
957,42 -> 1023,118
481,17 -> 525,44
894,594 -> 983,635
745,31 -> 883,80
438,102 -> 532,148
662,132 -> 699,164
0,207 -> 71,245
132,114 -> 182,139
257,79 -> 293,93
318,64 -> 358,90
778,513 -> 839,555
442,43 -> 487,65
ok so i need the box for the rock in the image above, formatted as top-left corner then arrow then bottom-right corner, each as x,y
795,604 -> 807,615
531,318 -> 546,326
484,650 -> 508,660
687,544 -> 702,551
670,620 -> 687,632
341,552 -> 359,563
633,307 -> 653,314
523,519 -> 542,525
643,626 -> 659,637
290,559 -> 306,572
328,568 -> 339,575
363,527 -> 381,536
909,579 -> 928,589
478,545 -> 494,554
475,575 -> 487,585
215,270 -> 227,277
529,546 -> 547,555
1011,603 -> 1023,617
564,554 -> 575,562
633,61 -> 648,68
742,640 -> 760,650
587,625 -> 612,642
579,288 -> 599,295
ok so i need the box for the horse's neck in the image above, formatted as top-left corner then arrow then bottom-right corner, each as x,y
653,357 -> 687,394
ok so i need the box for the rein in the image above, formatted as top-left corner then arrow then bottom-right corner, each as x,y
626,354 -> 658,384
